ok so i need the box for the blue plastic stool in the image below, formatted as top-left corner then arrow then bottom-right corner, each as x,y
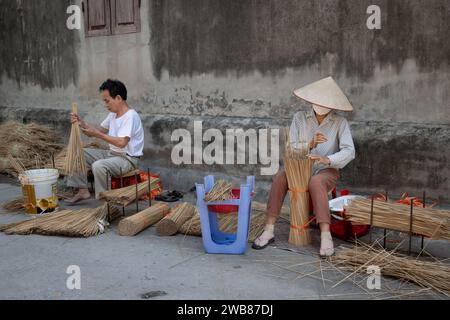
196,176 -> 255,255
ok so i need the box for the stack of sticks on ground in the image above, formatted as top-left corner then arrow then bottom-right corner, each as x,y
204,180 -> 233,202
118,202 -> 170,236
178,202 -> 289,242
99,177 -> 161,206
331,242 -> 450,297
117,202 -> 196,237
0,121 -> 63,175
156,202 -> 196,236
283,128 -> 315,246
0,204 -> 120,237
345,199 -> 450,240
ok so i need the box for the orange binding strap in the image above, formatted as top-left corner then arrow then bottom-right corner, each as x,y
288,188 -> 309,201
290,217 -> 317,233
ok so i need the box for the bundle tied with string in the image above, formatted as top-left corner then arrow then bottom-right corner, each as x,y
283,128 -> 315,246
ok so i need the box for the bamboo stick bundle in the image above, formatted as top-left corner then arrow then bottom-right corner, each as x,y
52,141 -> 108,174
178,211 -> 201,236
283,128 -> 314,246
156,202 -> 196,236
204,180 -> 232,202
331,245 -> 450,297
63,103 -> 87,176
0,204 -> 120,237
345,199 -> 450,240
219,211 -> 267,242
118,202 -> 170,236
99,177 -> 161,206
178,207 -> 268,242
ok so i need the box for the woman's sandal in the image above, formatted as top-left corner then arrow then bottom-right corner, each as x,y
252,237 -> 275,250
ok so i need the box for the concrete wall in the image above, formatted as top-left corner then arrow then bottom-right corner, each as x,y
0,0 -> 449,202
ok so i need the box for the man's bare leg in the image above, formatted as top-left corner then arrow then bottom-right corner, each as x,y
65,188 -> 91,204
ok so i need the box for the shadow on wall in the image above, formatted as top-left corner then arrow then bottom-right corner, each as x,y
149,0 -> 450,81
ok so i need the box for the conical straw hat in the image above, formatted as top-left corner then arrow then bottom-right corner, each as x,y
293,77 -> 354,112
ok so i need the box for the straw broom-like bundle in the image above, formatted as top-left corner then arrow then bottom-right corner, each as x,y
99,177 -> 161,206
156,202 -> 196,236
118,202 -> 170,236
0,204 -> 120,237
283,129 -> 315,246
331,245 -> 450,297
63,103 -> 87,176
52,141 -> 109,174
345,199 -> 450,240
204,180 -> 232,202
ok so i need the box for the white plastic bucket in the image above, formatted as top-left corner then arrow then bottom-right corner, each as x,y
20,169 -> 60,214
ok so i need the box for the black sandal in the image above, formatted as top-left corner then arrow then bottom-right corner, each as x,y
251,238 -> 275,250
155,190 -> 184,203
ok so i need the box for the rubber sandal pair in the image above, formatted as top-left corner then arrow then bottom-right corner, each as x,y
155,190 -> 184,203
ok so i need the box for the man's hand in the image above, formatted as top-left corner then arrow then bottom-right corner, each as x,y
80,124 -> 102,138
308,154 -> 331,165
309,132 -> 328,150
71,113 -> 87,129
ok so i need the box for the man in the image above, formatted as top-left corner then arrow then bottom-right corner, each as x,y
252,77 -> 356,257
66,79 -> 144,204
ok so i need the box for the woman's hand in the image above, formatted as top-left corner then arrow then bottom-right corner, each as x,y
308,154 -> 331,165
309,132 -> 328,150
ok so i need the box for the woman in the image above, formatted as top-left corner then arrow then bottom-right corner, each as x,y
252,77 -> 356,257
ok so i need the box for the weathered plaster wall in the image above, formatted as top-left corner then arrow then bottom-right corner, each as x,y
0,0 -> 449,202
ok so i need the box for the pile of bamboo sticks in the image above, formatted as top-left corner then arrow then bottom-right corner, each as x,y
118,202 -> 170,236
63,103 -> 87,176
345,199 -> 450,240
204,180 -> 232,202
0,121 -> 63,175
156,202 -> 196,236
0,204 -> 120,237
283,128 -> 315,246
331,245 -> 450,297
99,177 -> 161,206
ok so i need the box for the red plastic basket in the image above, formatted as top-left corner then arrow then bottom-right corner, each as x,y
207,189 -> 254,214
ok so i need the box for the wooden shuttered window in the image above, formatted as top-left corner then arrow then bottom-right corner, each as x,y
83,0 -> 141,37
112,0 -> 141,35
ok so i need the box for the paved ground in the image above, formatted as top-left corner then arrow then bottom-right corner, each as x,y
0,176 -> 449,300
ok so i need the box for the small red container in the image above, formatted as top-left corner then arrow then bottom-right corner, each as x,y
207,189 -> 254,214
